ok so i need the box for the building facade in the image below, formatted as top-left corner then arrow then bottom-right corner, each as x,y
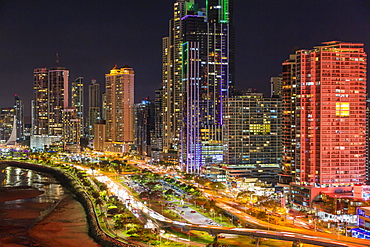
33,67 -> 49,135
163,0 -> 235,174
71,77 -> 84,136
105,65 -> 134,144
281,41 -> 367,207
222,92 -> 282,183
48,67 -> 69,136
134,99 -> 155,157
33,66 -> 69,137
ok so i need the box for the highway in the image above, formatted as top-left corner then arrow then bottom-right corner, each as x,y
91,171 -> 369,247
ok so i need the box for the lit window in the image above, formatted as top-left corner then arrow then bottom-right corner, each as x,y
336,102 -> 350,117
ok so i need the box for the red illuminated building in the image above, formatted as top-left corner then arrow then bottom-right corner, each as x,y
282,41 -> 367,207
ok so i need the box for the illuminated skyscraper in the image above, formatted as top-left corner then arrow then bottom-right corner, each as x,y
281,41 -> 367,206
105,65 -> 134,144
223,92 -> 282,183
71,77 -> 84,136
163,0 -> 234,173
33,66 -> 69,137
33,67 -> 49,135
14,94 -> 24,143
134,99 -> 155,156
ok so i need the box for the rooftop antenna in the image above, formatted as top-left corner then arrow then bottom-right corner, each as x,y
56,52 -> 60,66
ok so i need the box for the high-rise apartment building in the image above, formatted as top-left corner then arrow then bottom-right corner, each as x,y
163,0 -> 234,173
48,66 -> 69,136
281,41 -> 367,207
88,79 -> 101,137
223,92 -> 282,183
33,66 -> 69,137
71,77 -> 84,136
33,68 -> 49,135
105,65 -> 134,143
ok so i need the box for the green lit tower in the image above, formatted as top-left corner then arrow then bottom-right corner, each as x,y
163,0 -> 234,174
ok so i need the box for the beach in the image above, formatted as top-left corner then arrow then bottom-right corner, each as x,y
29,195 -> 101,247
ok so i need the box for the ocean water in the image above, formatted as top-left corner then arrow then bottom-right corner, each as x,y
0,163 -> 65,245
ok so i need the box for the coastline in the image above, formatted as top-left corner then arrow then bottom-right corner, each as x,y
0,163 -> 101,247
1,161 -> 137,247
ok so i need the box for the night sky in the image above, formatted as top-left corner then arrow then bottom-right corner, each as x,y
1,0 -> 370,120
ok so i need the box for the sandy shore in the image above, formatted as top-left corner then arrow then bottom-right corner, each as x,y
29,195 -> 101,247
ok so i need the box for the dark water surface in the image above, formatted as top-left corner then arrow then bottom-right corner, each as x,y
0,163 -> 65,246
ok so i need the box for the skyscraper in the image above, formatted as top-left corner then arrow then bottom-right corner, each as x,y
88,79 -> 101,137
71,77 -> 84,136
33,67 -> 49,135
223,92 -> 282,183
105,65 -> 134,144
163,0 -> 234,173
134,99 -> 155,157
33,65 -> 69,137
48,66 -> 69,136
281,41 -> 367,206
14,94 -> 24,143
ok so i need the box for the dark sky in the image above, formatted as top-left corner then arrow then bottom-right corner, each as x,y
1,0 -> 370,119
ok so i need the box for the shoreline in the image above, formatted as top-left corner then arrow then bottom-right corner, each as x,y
29,194 -> 101,247
1,160 -> 137,247
0,163 -> 101,247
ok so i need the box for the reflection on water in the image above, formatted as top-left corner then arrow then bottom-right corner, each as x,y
0,163 -> 65,245
0,164 -> 65,204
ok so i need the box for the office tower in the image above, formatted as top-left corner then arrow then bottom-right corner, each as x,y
71,77 -> 84,136
88,79 -> 101,137
105,65 -> 134,143
162,0 -> 206,154
48,66 -> 69,136
163,0 -> 234,173
62,108 -> 80,152
223,91 -> 282,183
134,99 -> 155,156
282,41 -> 367,205
14,94 -> 24,143
0,107 -> 15,143
33,68 -> 49,135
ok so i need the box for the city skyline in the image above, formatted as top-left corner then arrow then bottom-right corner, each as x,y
1,0 -> 370,118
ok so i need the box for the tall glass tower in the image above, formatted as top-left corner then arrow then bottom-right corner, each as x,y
163,0 -> 234,174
